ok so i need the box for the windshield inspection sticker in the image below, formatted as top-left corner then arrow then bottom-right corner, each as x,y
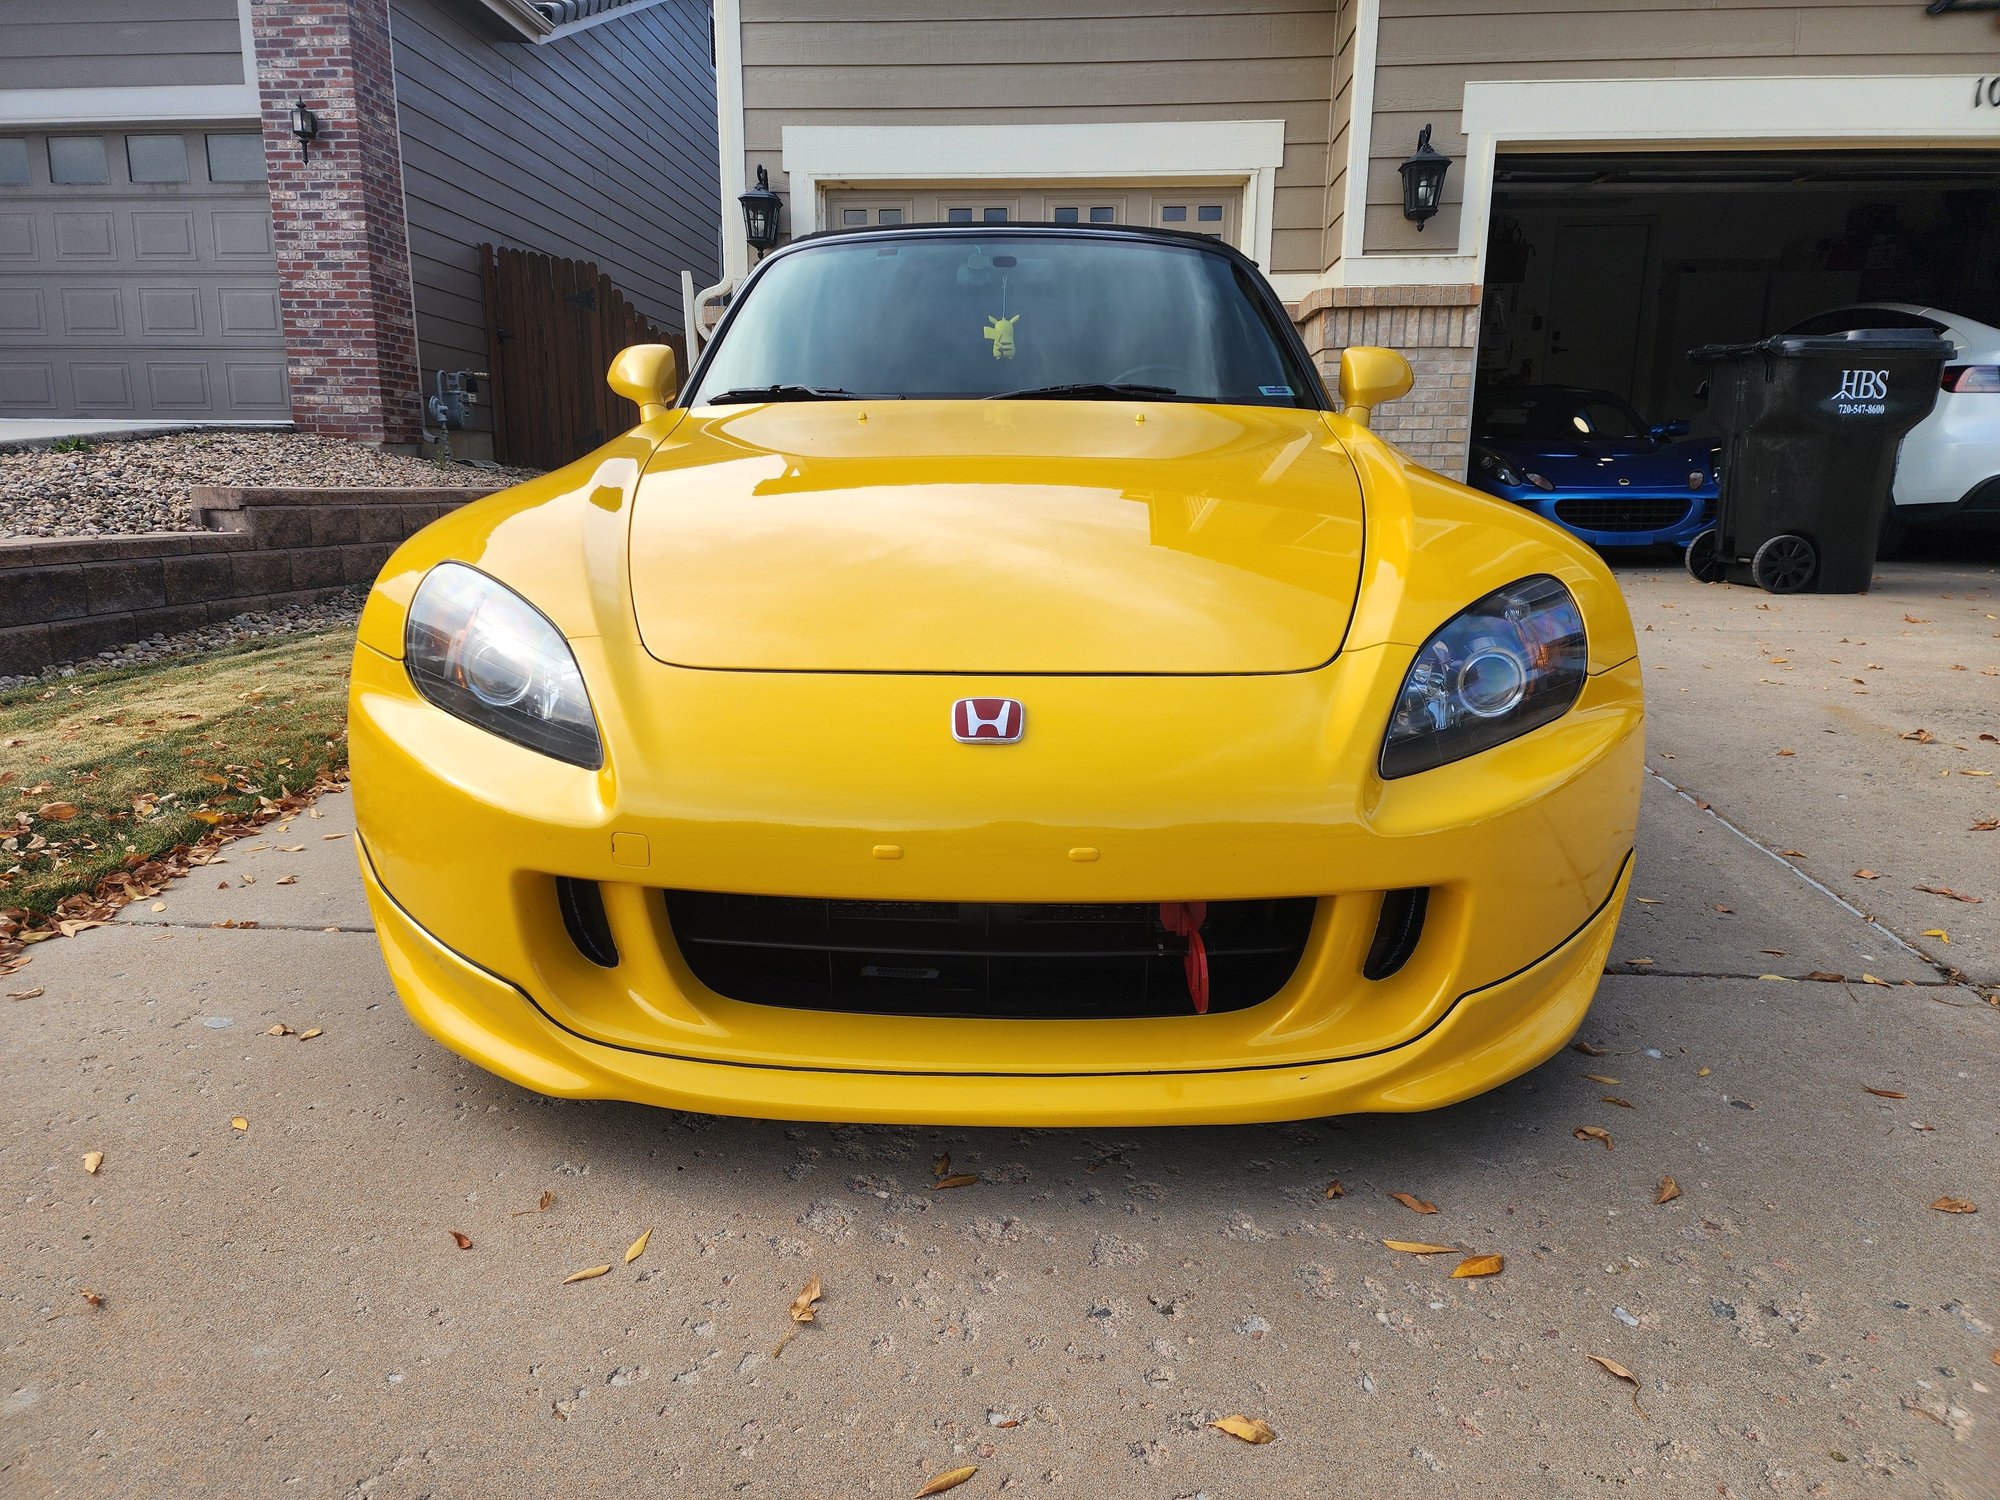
1260,384 -> 1294,397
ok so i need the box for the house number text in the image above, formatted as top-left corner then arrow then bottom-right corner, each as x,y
1977,76 -> 2000,107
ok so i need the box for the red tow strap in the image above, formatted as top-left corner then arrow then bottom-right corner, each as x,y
1158,901 -> 1210,1014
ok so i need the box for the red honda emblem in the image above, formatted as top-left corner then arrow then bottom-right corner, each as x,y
951,697 -> 1024,744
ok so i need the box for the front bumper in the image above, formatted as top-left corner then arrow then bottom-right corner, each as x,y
350,635 -> 1643,1125
1473,482 -> 1715,549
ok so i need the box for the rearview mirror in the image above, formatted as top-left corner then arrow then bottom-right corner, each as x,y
608,344 -> 679,421
1337,346 -> 1414,428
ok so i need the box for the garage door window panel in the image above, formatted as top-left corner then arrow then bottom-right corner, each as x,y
48,137 -> 109,186
204,134 -> 265,184
0,140 -> 30,188
127,135 -> 189,185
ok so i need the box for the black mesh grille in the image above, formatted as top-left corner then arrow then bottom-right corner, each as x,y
664,893 -> 1317,1019
1552,497 -> 1698,532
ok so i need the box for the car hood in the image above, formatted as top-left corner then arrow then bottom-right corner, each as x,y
1483,435 -> 1707,491
628,401 -> 1365,674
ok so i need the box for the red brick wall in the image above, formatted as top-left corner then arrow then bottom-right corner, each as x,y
249,0 -> 422,445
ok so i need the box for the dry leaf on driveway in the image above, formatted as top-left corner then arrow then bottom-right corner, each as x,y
9,987 -> 45,1000
934,1173 -> 979,1190
915,1465 -> 979,1496
1916,885 -> 1983,904
230,1116 -> 248,1131
1387,1191 -> 1436,1214
1588,1354 -> 1646,1415
1601,1096 -> 1635,1109
512,1189 -> 556,1217
1210,1414 -> 1276,1444
1853,869 -> 1882,880
1900,727 -> 1935,742
450,1231 -> 473,1250
1571,1041 -> 1609,1057
82,1152 -> 103,1174
1864,1087 -> 1907,1099
1324,1180 -> 1346,1199
1452,1254 -> 1503,1278
1574,1126 -> 1613,1150
1930,1197 -> 1978,1214
933,1152 -> 950,1179
562,1264 -> 612,1284
1382,1239 -> 1455,1254
625,1228 -> 652,1264
1972,818 -> 1999,832
1582,1073 -> 1620,1085
789,1274 -> 823,1322
1655,1176 -> 1680,1204
298,1027 -> 322,1040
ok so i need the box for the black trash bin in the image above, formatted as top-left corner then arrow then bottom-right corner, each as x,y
1684,329 -> 1950,593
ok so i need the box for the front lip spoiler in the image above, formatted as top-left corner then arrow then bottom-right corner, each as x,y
359,836 -> 1634,1082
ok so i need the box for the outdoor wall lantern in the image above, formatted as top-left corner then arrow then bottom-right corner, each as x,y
739,165 -> 783,256
1399,124 -> 1451,231
289,101 -> 320,162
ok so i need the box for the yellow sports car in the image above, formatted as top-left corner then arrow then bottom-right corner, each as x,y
351,224 -> 1642,1126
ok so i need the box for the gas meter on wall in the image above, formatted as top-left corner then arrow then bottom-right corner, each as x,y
427,369 -> 487,431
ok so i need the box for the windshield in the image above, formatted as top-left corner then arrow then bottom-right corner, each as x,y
1476,390 -> 1649,442
688,232 -> 1321,408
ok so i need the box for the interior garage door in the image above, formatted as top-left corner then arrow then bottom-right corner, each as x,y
0,129 -> 289,420
822,184 -> 1241,246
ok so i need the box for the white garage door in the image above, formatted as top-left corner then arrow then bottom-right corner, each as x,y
0,129 -> 289,420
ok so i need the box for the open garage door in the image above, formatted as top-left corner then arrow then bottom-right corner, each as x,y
0,128 -> 289,421
1477,150 -> 2000,432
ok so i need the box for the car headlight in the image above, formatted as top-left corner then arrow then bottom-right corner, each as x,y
404,562 -> 603,769
1472,445 -> 1524,488
1380,575 -> 1587,779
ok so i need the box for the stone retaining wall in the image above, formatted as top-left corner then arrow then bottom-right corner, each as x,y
0,486 -> 497,677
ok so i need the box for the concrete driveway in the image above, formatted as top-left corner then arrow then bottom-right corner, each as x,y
4,563 -> 1995,1500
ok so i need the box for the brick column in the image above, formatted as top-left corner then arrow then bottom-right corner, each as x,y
248,0 -> 421,445
1294,285 -> 1482,478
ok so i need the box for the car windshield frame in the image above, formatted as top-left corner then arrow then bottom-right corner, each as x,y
682,225 -> 1329,411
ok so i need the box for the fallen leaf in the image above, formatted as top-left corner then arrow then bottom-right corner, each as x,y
148,901 -> 165,912
1923,929 -> 1950,944
1601,1096 -> 1635,1109
1780,849 -> 1807,858
1972,818 -> 1999,832
266,1023 -> 293,1036
1623,957 -> 1655,966
1452,1253 -> 1504,1278
1574,1126 -> 1613,1150
934,1173 -> 979,1190
230,1116 -> 248,1131
512,1189 -> 556,1216
916,1465 -> 981,1495
79,1288 -> 103,1308
1388,1191 -> 1437,1215
1588,1354 -> 1646,1414
37,802 -> 80,821
1860,973 -> 1888,986
320,832 -> 346,841
1804,971 -> 1844,982
1570,1041 -> 1608,1057
450,1231 -> 473,1250
298,1027 -> 322,1040
274,875 -> 297,886
1853,869 -> 1881,880
1930,1197 -> 1978,1214
82,1151 -> 103,1174
1696,1067 -> 1711,1077
191,810 -> 225,826
625,1227 -> 652,1264
1901,727 -> 1936,742
1324,1180 -> 1345,1199
1864,1087 -> 1906,1099
1757,974 -> 1790,982
1210,1415 -> 1276,1445
1655,1176 -> 1680,1204
1916,885 -> 1982,904
1633,896 -> 1662,904
1712,904 -> 1734,914
8,987 -> 45,1000
1775,748 -> 1794,757
1382,1239 -> 1456,1254
563,1264 -> 612,1284
1582,1073 -> 1621,1085
933,1152 -> 950,1179
789,1274 -> 823,1323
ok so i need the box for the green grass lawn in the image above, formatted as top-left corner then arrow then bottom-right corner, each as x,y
0,628 -> 352,920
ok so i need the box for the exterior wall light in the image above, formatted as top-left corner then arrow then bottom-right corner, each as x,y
1399,124 -> 1451,231
289,100 -> 320,162
739,165 -> 783,256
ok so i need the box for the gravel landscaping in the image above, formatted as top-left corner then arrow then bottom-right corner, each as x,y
0,431 -> 537,539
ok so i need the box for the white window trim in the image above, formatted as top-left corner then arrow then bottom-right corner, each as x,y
0,0 -> 259,127
779,121 -> 1288,272
1332,73 -> 2000,291
715,0 -> 750,281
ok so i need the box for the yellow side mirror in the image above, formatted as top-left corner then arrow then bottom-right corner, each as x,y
607,343 -> 679,421
1337,346 -> 1414,429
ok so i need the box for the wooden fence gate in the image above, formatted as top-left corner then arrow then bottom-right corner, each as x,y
479,244 -> 688,471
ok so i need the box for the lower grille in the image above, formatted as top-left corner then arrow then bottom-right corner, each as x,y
1552,497 -> 1696,533
664,893 -> 1318,1019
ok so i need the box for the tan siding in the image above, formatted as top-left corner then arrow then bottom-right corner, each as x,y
0,2 -> 244,92
1363,0 -> 1983,253
1322,0 -> 1356,270
741,0 -> 1341,274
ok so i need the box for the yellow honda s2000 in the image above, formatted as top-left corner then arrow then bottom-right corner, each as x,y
350,225 -> 1642,1126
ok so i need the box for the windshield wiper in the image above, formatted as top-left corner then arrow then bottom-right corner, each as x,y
984,382 -> 1178,401
703,384 -> 863,404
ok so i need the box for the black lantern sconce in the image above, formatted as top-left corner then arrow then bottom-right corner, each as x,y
289,100 -> 320,163
738,165 -> 783,257
1398,123 -> 1451,231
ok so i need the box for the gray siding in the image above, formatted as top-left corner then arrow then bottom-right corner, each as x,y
740,0 -> 1341,276
0,0 -> 244,92
388,0 -> 721,392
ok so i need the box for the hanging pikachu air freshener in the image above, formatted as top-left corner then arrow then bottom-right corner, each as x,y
983,314 -> 1019,359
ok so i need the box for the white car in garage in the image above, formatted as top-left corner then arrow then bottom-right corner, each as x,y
1783,304 -> 2000,538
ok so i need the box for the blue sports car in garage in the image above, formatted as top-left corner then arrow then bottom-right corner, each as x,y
1467,385 -> 1717,550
